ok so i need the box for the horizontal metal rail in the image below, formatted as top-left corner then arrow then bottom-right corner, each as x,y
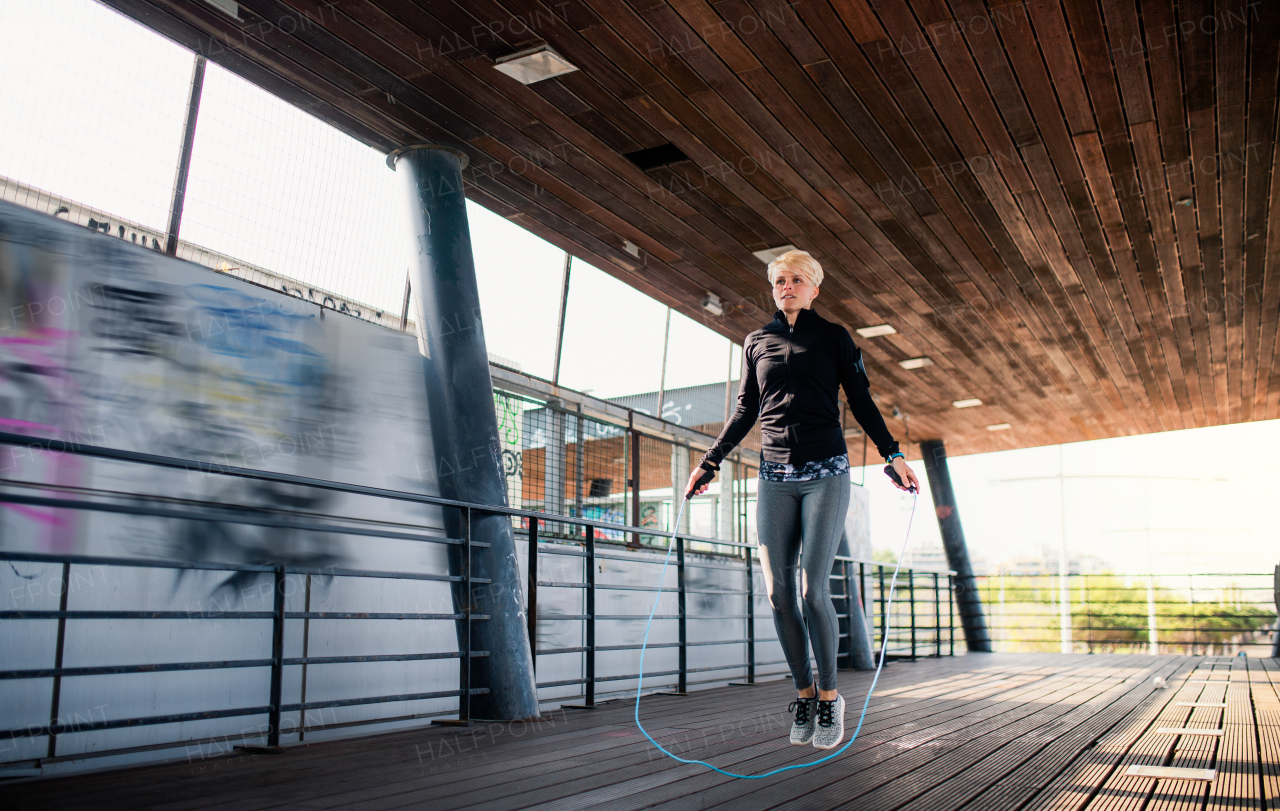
0,430 -> 729,548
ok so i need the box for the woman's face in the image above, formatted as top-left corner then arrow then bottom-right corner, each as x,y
772,269 -> 819,313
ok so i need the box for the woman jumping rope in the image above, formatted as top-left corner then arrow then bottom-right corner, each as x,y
686,249 -> 920,750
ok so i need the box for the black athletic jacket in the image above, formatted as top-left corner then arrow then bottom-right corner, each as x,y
699,307 -> 900,470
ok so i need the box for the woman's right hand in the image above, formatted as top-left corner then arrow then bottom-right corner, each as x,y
686,466 -> 715,498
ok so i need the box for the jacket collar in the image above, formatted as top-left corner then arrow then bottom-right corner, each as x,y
766,306 -> 822,333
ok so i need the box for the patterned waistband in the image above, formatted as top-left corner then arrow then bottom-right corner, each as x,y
759,454 -> 850,482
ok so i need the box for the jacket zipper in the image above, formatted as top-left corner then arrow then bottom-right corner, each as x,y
786,321 -> 794,420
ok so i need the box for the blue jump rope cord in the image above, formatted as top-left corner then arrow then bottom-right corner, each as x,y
634,488 -> 919,779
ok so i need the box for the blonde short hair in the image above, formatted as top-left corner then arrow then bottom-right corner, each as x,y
766,250 -> 823,289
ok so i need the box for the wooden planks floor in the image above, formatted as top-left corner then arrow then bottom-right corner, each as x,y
4,654 -> 1277,811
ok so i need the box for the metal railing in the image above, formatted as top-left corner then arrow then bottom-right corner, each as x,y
977,573 -> 1278,655
0,551 -> 492,762
0,429 -> 956,772
521,519 -> 956,704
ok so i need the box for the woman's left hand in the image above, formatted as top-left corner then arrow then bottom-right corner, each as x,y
891,456 -> 921,493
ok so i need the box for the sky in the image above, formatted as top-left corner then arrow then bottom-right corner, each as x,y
2,0 -> 1277,580
854,417 -> 1279,578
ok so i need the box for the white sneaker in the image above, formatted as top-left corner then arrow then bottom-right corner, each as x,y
787,697 -> 817,745
811,695 -> 845,749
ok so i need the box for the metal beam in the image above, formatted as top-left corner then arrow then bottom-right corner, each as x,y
165,55 -> 205,257
552,252 -> 571,384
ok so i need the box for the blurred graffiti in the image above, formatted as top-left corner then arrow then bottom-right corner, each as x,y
0,200 -> 435,568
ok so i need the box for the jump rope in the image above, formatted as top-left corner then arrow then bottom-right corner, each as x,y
633,464 -> 919,778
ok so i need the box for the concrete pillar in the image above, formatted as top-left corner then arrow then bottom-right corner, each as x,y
391,144 -> 537,720
919,439 -> 992,653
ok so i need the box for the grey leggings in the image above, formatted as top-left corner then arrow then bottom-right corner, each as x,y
756,472 -> 850,692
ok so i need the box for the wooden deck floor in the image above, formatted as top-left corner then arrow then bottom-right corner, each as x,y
5,654 -> 1278,810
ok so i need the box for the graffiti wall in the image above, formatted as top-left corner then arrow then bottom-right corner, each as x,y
0,199 -> 443,572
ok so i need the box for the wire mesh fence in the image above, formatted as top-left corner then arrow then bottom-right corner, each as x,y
977,573 -> 1278,655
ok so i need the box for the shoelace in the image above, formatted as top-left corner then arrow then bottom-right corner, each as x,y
816,699 -> 837,728
787,698 -> 813,726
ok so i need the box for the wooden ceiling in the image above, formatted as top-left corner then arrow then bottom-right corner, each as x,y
105,0 -> 1280,457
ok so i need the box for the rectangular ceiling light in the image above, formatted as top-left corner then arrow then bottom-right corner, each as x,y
986,423 -> 1011,431
856,324 -> 897,338
899,356 -> 932,369
495,46 -> 579,84
752,244 -> 797,264
952,398 -> 983,408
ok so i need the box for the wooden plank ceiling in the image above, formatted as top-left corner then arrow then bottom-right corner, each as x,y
103,0 -> 1280,458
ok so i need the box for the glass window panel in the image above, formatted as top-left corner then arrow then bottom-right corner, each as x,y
180,63 -> 404,314
557,262 -> 667,400
467,201 -> 565,380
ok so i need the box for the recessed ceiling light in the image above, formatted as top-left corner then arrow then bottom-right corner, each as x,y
202,0 -> 241,19
494,45 -> 579,85
751,244 -> 797,264
899,356 -> 933,370
986,423 -> 1012,431
857,324 -> 897,338
952,398 -> 983,409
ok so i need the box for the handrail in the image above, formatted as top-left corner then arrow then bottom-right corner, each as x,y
0,429 -> 731,547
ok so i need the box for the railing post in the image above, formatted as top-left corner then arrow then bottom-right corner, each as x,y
909,570 -> 916,659
677,530 -> 687,694
528,517 -> 538,675
46,561 -> 70,759
949,575 -> 955,656
746,544 -> 756,684
630,424 -> 641,548
844,561 -> 856,669
299,573 -> 312,741
460,508 -> 472,724
585,522 -> 596,707
879,565 -> 887,655
1085,574 -> 1093,653
1189,574 -> 1197,655
268,564 -> 285,747
934,572 -> 941,657
860,562 -> 867,655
